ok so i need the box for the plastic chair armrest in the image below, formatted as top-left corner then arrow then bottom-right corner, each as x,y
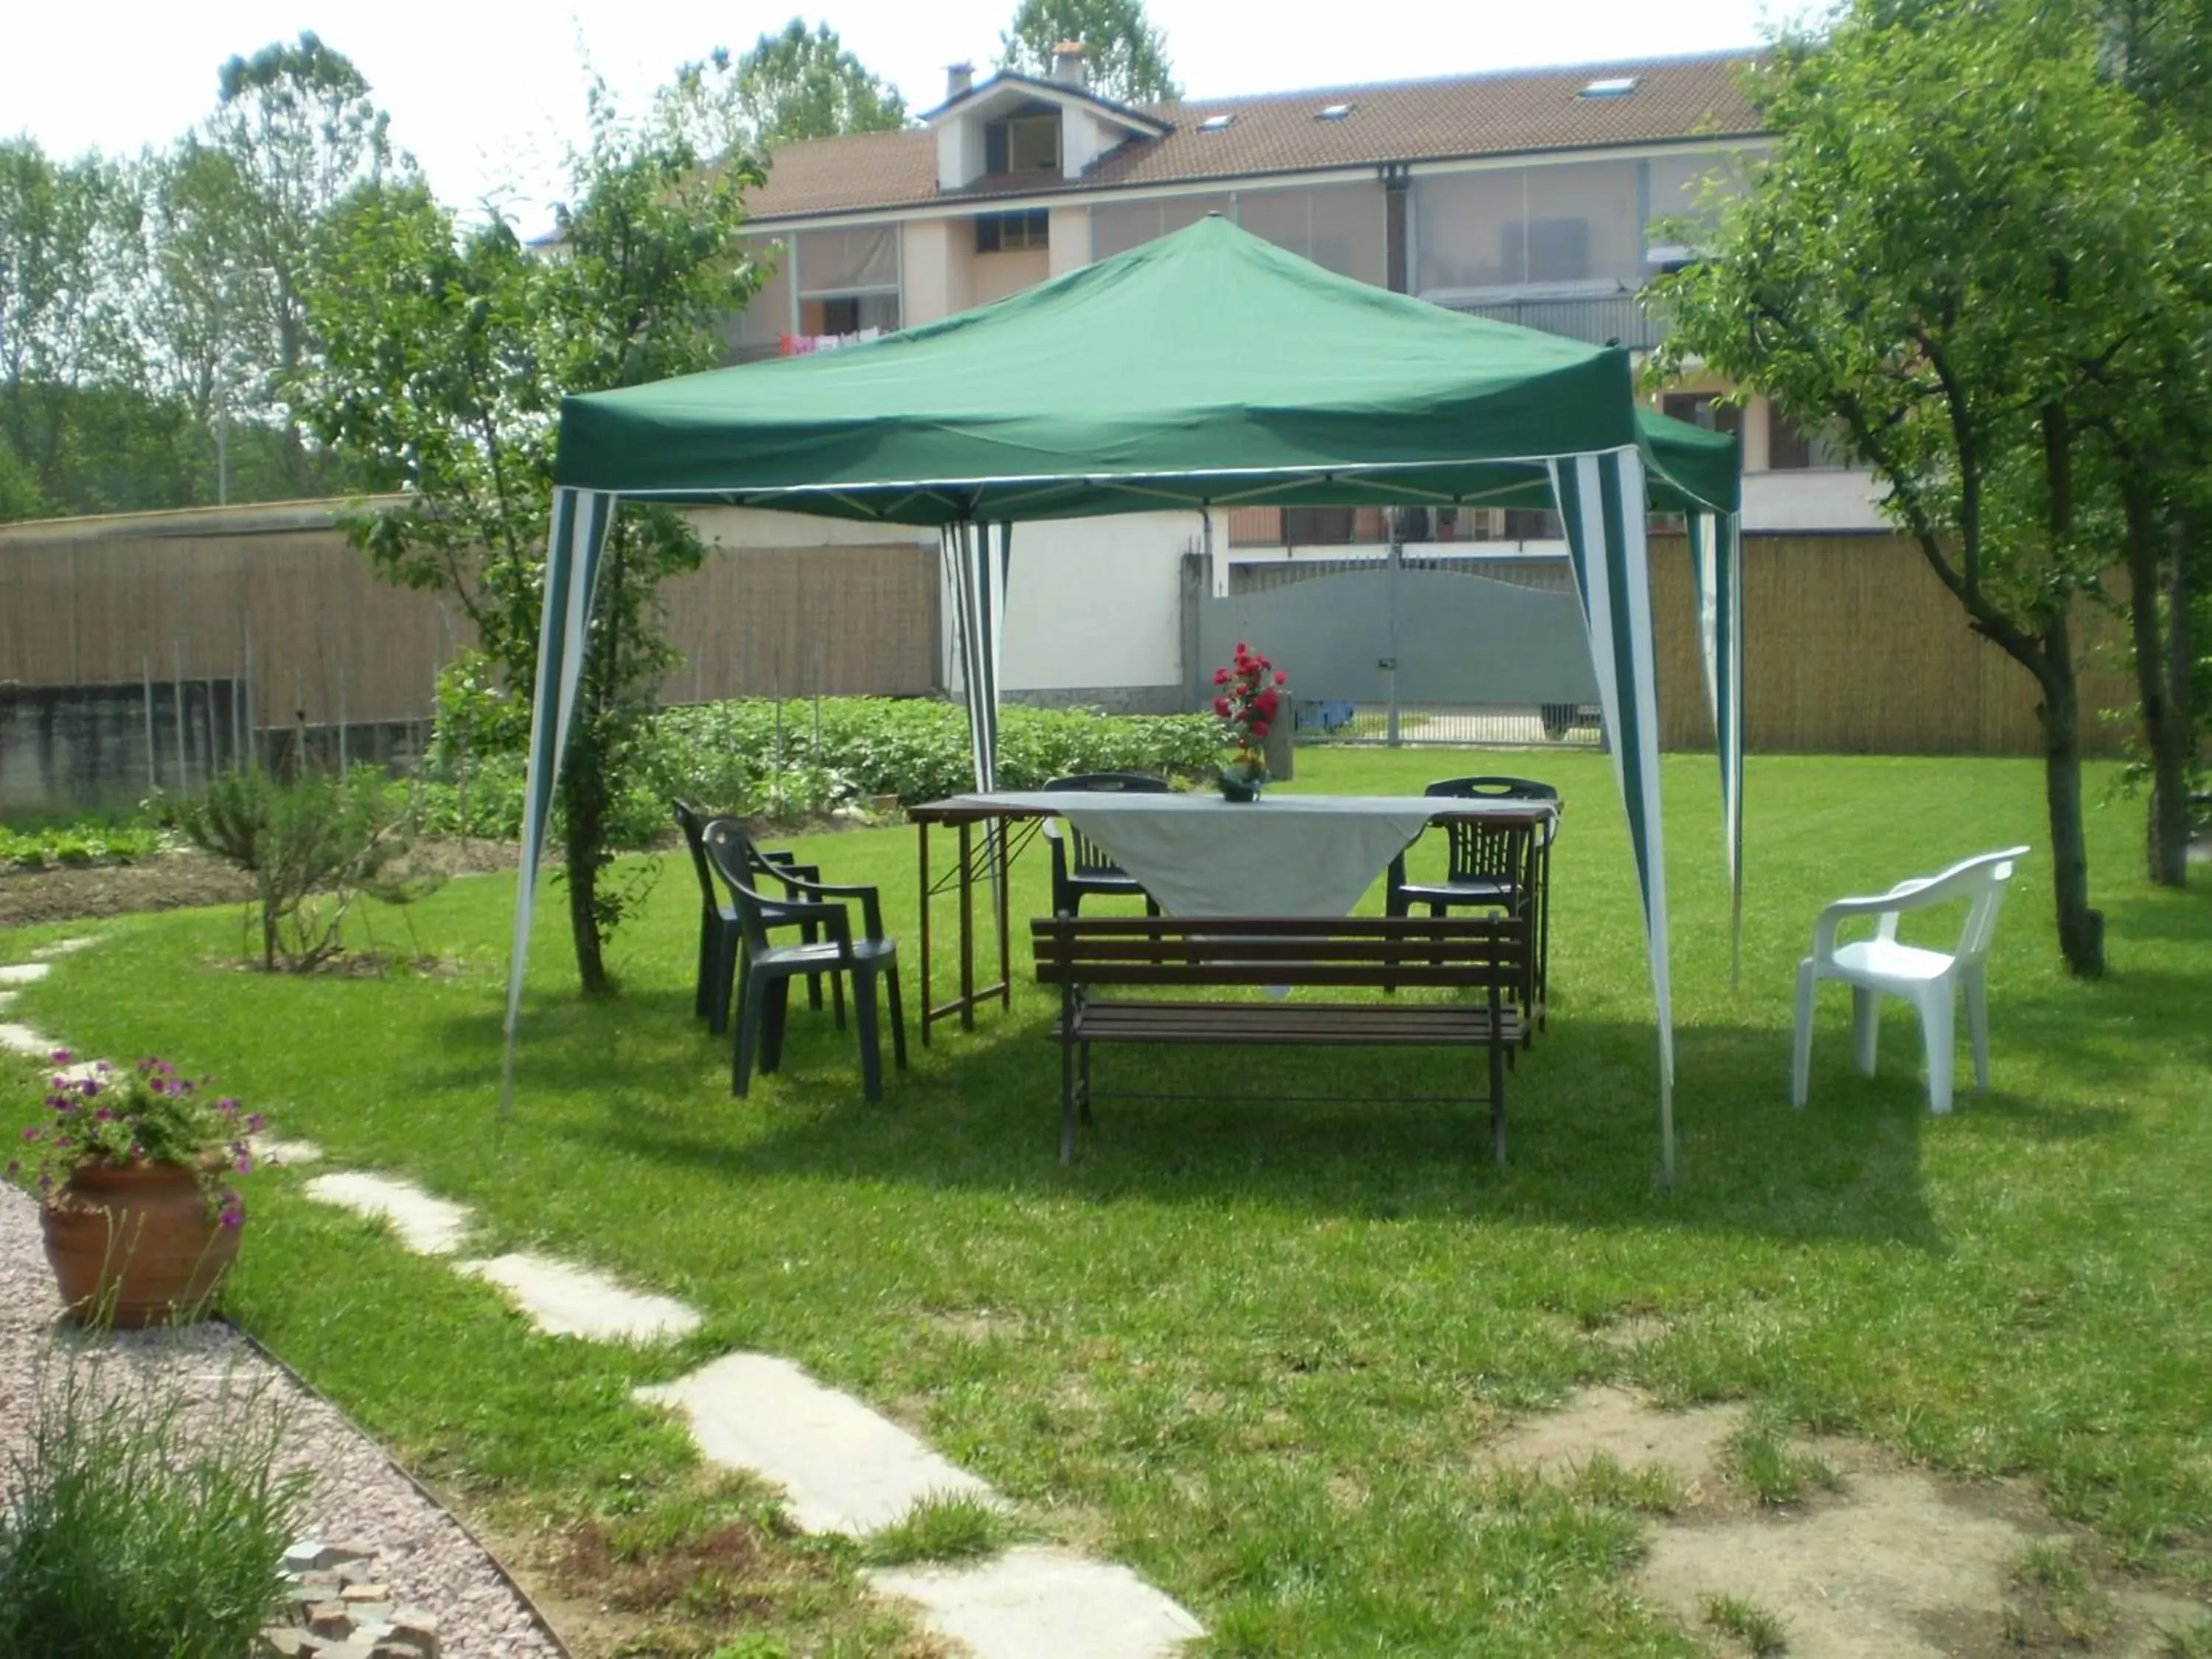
772,874 -> 884,939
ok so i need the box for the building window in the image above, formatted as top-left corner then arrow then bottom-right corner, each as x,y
1503,508 -> 1564,540
1282,507 -> 1357,545
975,210 -> 1049,254
1505,218 -> 1592,283
985,109 -> 1060,173
793,225 -> 901,344
1661,392 -> 1744,439
1767,402 -> 1849,470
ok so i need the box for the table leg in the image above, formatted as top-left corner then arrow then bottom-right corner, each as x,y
917,818 -> 933,1048
958,820 -> 976,1031
994,822 -> 1011,1011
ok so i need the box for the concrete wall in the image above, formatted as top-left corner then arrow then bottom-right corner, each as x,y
989,512 -> 1197,703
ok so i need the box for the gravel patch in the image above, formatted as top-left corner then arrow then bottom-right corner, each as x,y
0,1184 -> 566,1659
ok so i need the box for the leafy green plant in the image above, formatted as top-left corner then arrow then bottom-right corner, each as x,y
9,1055 -> 260,1225
0,822 -> 163,871
0,1344 -> 310,1659
860,1492 -> 1010,1565
408,696 -> 1223,849
179,768 -> 412,970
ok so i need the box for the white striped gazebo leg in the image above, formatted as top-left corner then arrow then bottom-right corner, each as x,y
500,486 -> 616,1120
1552,451 -> 1676,1183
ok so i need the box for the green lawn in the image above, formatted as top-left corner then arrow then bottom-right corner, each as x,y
5,748 -> 2209,1657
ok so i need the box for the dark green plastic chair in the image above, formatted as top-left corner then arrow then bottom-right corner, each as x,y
703,818 -> 907,1102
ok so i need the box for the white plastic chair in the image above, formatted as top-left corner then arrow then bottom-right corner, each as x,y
1790,846 -> 2031,1115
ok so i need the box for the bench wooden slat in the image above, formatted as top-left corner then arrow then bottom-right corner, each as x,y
1056,1000 -> 1522,1046
1029,914 -> 1527,1165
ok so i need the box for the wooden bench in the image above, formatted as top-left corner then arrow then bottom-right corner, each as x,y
1031,914 -> 1528,1165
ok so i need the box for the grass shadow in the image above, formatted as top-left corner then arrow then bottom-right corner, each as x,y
464,993 -> 1948,1253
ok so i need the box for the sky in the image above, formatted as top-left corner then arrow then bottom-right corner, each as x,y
6,0 -> 1786,231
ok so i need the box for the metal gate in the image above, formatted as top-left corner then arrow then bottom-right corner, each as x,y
1195,551 -> 1604,746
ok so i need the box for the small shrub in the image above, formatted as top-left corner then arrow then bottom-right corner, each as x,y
859,1492 -> 1010,1565
181,768 -> 413,970
411,695 -> 1225,850
0,1344 -> 310,1659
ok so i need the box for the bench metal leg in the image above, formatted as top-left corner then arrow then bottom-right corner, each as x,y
1489,989 -> 1507,1164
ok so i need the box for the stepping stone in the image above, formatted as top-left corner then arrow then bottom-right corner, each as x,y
0,962 -> 52,984
459,1252 -> 700,1342
29,936 -> 98,959
0,1023 -> 61,1059
638,1353 -> 998,1534
302,1172 -> 471,1256
249,1136 -> 324,1167
868,1546 -> 1204,1659
56,1059 -> 111,1086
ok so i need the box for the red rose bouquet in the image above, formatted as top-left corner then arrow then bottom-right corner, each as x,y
1210,643 -> 1288,799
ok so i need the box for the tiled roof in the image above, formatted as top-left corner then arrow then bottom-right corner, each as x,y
742,52 -> 1763,223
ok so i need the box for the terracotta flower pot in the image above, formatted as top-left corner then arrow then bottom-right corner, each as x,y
40,1160 -> 240,1329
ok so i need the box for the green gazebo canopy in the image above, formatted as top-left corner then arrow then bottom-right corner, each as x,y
515,218 -> 1744,1180
554,217 -> 1738,522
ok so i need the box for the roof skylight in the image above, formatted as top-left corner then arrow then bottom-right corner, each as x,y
1579,76 -> 1638,97
1316,102 -> 1353,120
1199,113 -> 1234,131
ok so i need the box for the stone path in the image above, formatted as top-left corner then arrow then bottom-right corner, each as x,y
637,1352 -> 998,1534
1,932 -> 1204,1657
0,959 -> 59,1058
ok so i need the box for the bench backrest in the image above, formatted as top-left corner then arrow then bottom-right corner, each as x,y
1032,915 -> 1527,990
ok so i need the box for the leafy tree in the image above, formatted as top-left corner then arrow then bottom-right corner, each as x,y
658,21 -> 908,157
2091,0 -> 2212,886
297,97 -> 766,992
0,139 -> 144,516
200,32 -> 397,495
998,0 -> 1180,104
1648,0 -> 2207,972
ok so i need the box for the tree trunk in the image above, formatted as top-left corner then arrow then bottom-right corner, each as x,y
2037,616 -> 2104,977
2159,511 -> 2197,883
562,770 -> 615,1000
2124,482 -> 2190,887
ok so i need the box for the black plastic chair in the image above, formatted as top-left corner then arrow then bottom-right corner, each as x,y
1385,776 -> 1559,1032
703,818 -> 907,1102
672,800 -> 835,1034
1043,772 -> 1169,918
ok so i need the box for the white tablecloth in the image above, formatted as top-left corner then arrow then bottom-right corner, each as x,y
954,792 -> 1485,918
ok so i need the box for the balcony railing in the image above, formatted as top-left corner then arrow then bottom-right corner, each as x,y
1431,291 -> 1667,352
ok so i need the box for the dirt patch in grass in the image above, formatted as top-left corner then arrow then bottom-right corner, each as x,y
0,839 -> 516,930
1481,1386 -> 2208,1659
470,1483 -> 958,1659
1479,1384 -> 1747,1495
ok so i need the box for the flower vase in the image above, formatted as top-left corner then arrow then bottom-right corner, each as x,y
41,1160 -> 240,1329
1217,759 -> 1268,803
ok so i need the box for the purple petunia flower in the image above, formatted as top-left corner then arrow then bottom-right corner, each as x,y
246,1113 -> 266,1132
234,1155 -> 251,1174
49,1048 -> 71,1065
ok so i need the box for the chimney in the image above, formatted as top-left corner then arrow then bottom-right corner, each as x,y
1051,41 -> 1087,90
945,61 -> 973,100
